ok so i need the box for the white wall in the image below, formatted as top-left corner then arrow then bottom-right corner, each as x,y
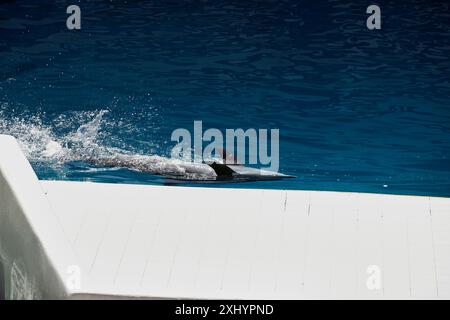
0,135 -> 73,299
1,134 -> 450,299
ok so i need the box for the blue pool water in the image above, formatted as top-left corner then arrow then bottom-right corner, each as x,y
1,0 -> 449,196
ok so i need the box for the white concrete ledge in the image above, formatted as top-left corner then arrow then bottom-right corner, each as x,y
1,134 -> 449,299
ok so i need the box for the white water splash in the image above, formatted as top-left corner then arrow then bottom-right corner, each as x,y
0,111 -> 63,161
0,107 -> 216,178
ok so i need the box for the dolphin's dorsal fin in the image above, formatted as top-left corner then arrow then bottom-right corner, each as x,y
209,162 -> 236,177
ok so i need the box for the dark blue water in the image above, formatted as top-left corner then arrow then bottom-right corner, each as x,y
1,0 -> 449,196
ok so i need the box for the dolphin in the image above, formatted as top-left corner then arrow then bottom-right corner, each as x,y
82,149 -> 295,183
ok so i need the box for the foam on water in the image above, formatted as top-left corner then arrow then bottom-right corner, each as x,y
0,107 -> 105,163
0,106 -> 216,179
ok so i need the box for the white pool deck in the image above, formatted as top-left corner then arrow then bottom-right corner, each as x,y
0,134 -> 449,299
